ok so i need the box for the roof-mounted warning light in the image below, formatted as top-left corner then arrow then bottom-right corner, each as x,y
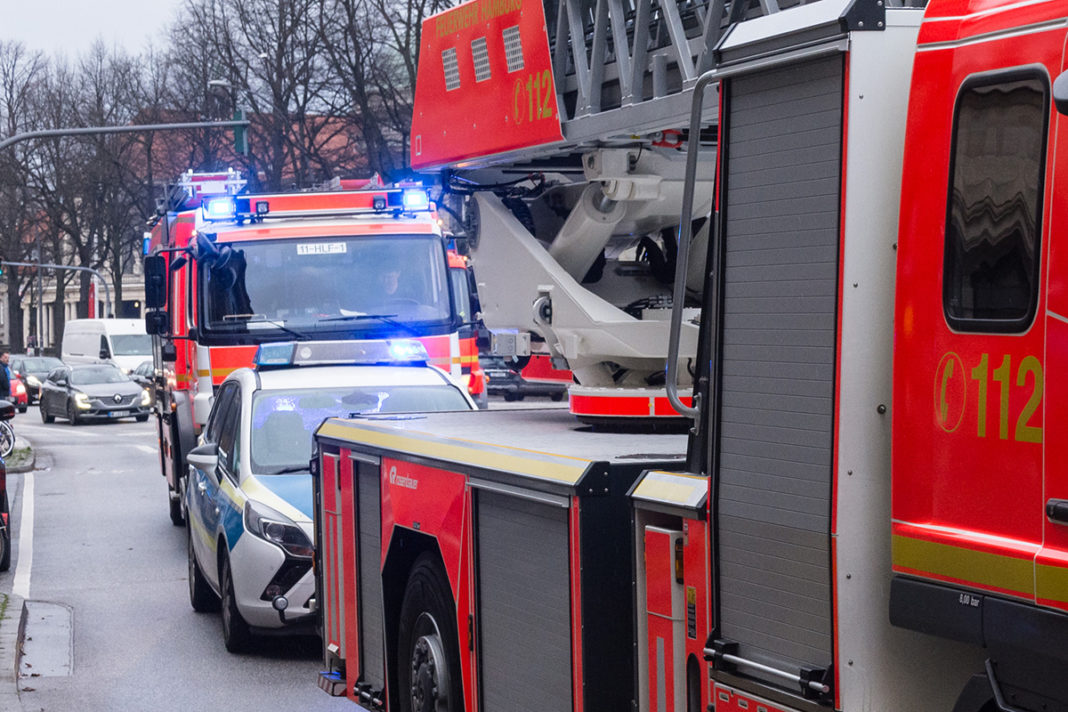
199,196 -> 271,226
253,339 -> 430,370
402,189 -> 430,211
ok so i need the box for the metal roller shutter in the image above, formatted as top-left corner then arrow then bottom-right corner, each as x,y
357,464 -> 385,689
716,54 -> 842,676
477,491 -> 572,710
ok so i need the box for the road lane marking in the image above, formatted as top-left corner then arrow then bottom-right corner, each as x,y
13,472 -> 33,599
135,445 -> 157,455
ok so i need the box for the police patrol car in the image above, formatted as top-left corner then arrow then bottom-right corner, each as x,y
184,339 -> 475,652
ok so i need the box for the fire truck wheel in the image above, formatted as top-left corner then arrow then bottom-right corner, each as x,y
397,553 -> 463,712
220,554 -> 253,653
169,493 -> 184,527
188,526 -> 218,613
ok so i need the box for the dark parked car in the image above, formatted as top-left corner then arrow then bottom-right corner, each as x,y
482,354 -> 569,402
39,364 -> 151,425
9,355 -> 64,403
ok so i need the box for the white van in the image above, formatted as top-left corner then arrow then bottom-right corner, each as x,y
61,318 -> 152,373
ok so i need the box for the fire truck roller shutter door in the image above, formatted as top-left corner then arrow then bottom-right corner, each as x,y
476,490 -> 571,711
713,54 -> 842,682
357,463 -> 385,691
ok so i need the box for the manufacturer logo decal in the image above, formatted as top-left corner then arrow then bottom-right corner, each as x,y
388,465 -> 419,490
113,393 -> 123,403
934,352 -> 966,433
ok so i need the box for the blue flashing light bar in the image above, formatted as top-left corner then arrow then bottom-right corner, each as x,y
254,342 -> 297,367
402,189 -> 430,211
253,339 -> 429,370
388,339 -> 429,361
203,197 -> 238,221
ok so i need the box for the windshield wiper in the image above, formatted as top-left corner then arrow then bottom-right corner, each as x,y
266,465 -> 311,475
221,314 -> 310,341
317,313 -> 416,335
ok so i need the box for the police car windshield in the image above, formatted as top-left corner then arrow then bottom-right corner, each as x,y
250,384 -> 470,474
199,235 -> 452,340
71,366 -> 128,385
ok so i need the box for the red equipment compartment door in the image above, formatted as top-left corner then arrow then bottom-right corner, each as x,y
1036,50 -> 1068,612
645,527 -> 685,712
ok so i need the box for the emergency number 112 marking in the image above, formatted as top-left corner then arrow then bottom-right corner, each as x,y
970,354 -> 1042,443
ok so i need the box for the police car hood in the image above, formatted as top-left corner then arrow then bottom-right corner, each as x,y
245,473 -> 314,523
76,381 -> 142,398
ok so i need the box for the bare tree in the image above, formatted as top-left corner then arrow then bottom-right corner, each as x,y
0,41 -> 47,350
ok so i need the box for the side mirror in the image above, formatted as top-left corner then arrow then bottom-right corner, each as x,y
1055,70 -> 1068,116
187,443 -> 219,473
145,310 -> 169,336
144,254 -> 167,309
161,341 -> 177,363
99,348 -> 110,360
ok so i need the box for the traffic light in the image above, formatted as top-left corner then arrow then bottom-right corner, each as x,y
234,109 -> 248,156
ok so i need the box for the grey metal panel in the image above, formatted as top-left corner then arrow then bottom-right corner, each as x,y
716,54 -> 841,674
477,491 -> 572,710
357,466 -> 385,689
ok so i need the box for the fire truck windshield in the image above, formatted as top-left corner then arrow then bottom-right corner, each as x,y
197,234 -> 453,343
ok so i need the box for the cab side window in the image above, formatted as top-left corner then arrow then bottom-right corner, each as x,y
943,72 -> 1048,333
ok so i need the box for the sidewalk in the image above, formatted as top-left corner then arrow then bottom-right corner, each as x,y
0,435 -> 35,712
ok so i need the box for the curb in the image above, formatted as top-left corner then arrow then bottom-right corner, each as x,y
6,437 -> 34,474
0,592 -> 24,711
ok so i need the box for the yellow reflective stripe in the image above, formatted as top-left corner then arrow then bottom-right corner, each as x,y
633,471 -> 705,506
892,534 -> 1034,597
197,368 -> 240,378
176,373 -> 192,384
317,419 -> 588,485
1036,563 -> 1068,605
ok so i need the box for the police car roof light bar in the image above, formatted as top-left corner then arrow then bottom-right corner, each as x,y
253,339 -> 429,370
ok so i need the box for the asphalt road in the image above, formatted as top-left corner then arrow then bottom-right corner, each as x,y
0,406 -> 352,712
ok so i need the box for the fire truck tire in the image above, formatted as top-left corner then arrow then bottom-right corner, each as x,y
169,492 -> 184,527
220,553 -> 252,653
188,526 -> 219,613
397,553 -> 463,712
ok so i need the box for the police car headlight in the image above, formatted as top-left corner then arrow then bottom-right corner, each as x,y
243,500 -> 313,558
74,392 -> 91,410
140,388 -> 151,406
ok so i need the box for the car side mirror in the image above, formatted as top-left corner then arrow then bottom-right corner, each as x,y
187,443 -> 219,473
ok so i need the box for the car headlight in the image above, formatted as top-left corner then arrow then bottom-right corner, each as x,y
140,388 -> 151,406
243,500 -> 313,558
74,392 -> 91,409
27,375 -> 40,387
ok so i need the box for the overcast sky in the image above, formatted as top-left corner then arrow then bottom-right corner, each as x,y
0,0 -> 184,58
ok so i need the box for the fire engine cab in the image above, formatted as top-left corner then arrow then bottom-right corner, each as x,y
143,171 -> 483,527
311,0 -> 1068,711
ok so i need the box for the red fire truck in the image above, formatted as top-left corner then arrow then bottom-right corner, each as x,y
143,171 -> 484,526
310,0 -> 1067,711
